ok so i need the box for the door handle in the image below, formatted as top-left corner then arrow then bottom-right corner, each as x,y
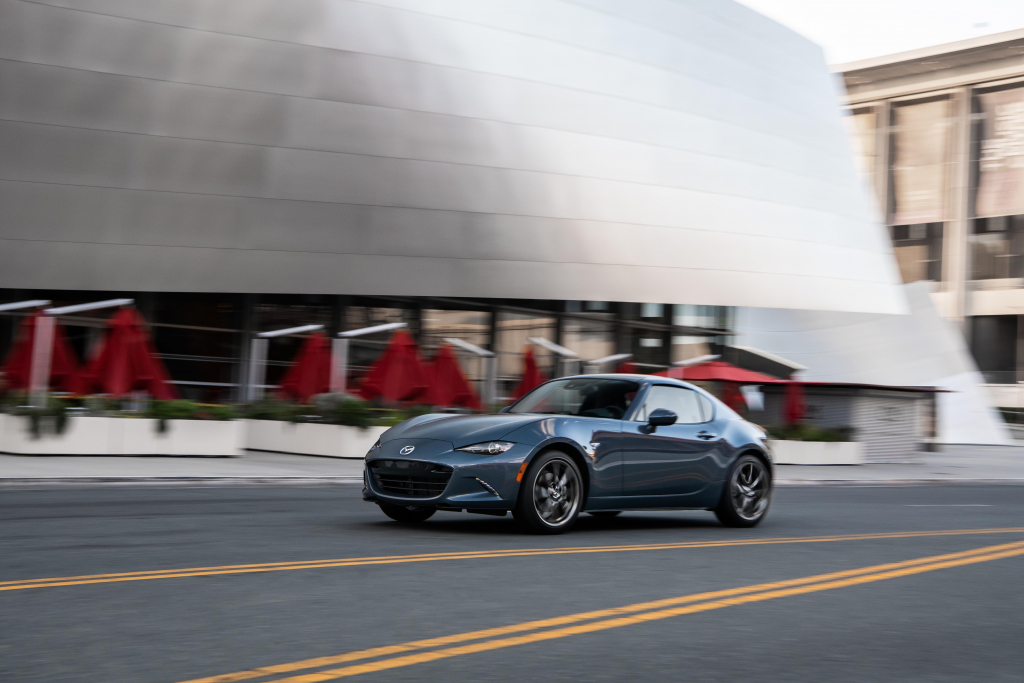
696,431 -> 717,440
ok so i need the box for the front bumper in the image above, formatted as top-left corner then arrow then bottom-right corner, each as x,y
362,438 -> 532,510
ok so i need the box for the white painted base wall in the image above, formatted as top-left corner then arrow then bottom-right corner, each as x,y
0,414 -> 244,456
244,420 -> 388,459
769,440 -> 864,465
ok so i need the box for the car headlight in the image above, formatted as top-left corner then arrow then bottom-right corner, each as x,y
368,438 -> 381,451
456,441 -> 515,455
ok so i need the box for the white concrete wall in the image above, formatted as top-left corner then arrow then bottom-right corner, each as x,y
244,421 -> 387,459
0,415 -> 244,456
737,282 -> 1012,445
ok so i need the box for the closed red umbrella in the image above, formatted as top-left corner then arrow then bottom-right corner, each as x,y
74,308 -> 178,399
426,344 -> 482,410
511,347 -> 547,401
1,312 -> 79,392
783,381 -> 807,425
278,332 -> 331,404
359,329 -> 430,404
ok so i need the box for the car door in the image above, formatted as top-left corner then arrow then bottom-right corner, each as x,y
621,384 -> 720,501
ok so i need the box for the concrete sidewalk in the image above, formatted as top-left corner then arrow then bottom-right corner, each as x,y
2,445 -> 1023,487
775,446 -> 1024,485
0,451 -> 365,486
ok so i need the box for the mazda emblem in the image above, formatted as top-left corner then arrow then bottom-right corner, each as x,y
399,445 -> 415,455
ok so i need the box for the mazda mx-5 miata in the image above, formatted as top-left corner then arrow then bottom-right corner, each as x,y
363,375 -> 772,534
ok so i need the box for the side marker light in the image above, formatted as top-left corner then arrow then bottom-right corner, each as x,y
516,461 -> 529,482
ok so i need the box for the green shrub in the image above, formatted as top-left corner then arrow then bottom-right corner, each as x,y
146,399 -> 197,433
242,399 -> 306,422
148,399 -> 200,421
205,404 -> 236,421
329,399 -> 373,428
766,424 -> 854,442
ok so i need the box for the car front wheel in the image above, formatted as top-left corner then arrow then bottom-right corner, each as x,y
714,454 -> 771,528
514,451 -> 583,534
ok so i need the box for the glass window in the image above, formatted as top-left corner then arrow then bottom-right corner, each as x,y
561,317 -> 615,364
634,385 -> 705,424
672,304 -> 731,364
509,378 -> 640,419
698,394 -> 715,422
495,311 -> 557,397
891,223 -> 943,283
970,215 -> 1024,281
420,308 -> 490,391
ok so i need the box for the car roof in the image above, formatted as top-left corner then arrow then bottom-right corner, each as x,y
560,373 -> 691,388
520,374 -> 735,418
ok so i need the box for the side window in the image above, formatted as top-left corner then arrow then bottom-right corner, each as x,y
697,394 -> 714,422
634,385 -> 704,424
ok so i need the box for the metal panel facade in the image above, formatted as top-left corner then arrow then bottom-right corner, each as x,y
0,0 -> 904,312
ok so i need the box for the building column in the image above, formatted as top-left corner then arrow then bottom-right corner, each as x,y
485,305 -> 497,353
943,87 -> 972,330
233,294 -> 256,403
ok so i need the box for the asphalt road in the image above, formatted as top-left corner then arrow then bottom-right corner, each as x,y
2,484 -> 1023,682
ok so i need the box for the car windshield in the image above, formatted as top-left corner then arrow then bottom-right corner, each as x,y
509,378 -> 641,419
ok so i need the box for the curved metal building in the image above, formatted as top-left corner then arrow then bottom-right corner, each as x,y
0,0 -> 903,313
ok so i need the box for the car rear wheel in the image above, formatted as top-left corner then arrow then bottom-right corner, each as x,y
514,451 -> 583,534
714,454 -> 771,528
378,502 -> 436,524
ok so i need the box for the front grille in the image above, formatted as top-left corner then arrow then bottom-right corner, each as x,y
368,460 -> 453,498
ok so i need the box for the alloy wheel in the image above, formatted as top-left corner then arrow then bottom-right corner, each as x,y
532,458 -> 580,527
730,459 -> 769,521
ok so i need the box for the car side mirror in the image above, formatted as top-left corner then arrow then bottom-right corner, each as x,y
644,408 -> 677,433
498,405 -> 511,414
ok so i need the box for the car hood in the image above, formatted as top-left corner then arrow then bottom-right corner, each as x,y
381,413 -> 544,447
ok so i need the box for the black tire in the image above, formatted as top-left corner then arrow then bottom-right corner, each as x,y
587,511 -> 622,518
378,502 -> 436,524
514,451 -> 584,534
714,454 -> 772,528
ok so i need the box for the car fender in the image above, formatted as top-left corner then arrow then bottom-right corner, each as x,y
718,421 -> 774,476
509,437 -> 593,507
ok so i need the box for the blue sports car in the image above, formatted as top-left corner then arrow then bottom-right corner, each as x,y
363,375 -> 772,534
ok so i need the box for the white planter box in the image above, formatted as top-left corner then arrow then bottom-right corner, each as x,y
769,439 -> 864,465
244,420 -> 387,459
0,414 -> 243,456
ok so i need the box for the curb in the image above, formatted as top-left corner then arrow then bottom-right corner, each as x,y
2,476 -> 1024,489
0,476 -> 363,488
775,479 -> 1024,486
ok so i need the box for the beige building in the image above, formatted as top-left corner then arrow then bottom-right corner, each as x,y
836,29 -> 1024,421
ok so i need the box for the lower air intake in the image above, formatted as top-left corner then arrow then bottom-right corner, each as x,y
368,460 -> 453,499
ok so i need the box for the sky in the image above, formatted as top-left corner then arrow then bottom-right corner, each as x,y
736,0 -> 1024,65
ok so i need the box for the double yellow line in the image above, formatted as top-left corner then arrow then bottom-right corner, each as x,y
181,538 -> 1024,683
4,527 -> 1024,592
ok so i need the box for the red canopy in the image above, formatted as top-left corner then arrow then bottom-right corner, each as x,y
656,361 -> 782,384
511,347 -> 548,401
359,329 -> 430,404
426,344 -> 482,410
1,312 -> 79,392
783,381 -> 807,425
278,332 -> 331,404
73,308 -> 178,399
